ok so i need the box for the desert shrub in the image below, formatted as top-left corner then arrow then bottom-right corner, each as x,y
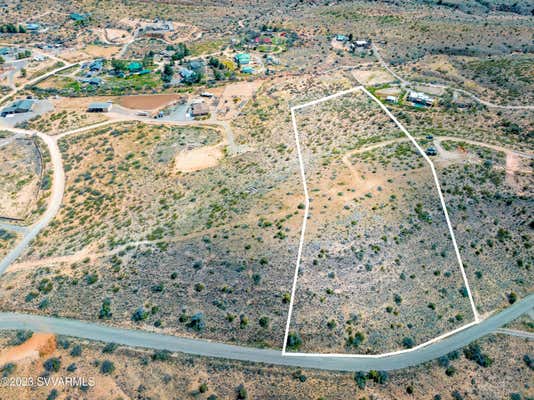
367,370 -> 388,384
463,343 -> 492,367
286,332 -> 302,350
43,357 -> 61,372
47,389 -> 59,400
402,337 -> 415,349
236,384 -> 248,399
70,345 -> 82,357
99,298 -> 112,319
188,313 -> 205,331
259,316 -> 270,328
102,343 -> 118,353
1,363 -> 15,377
152,350 -> 171,361
132,307 -> 149,322
354,371 -> 367,389
100,360 -> 115,375
346,331 -> 365,347
11,330 -> 33,345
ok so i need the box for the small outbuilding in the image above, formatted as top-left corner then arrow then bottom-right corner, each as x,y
26,23 -> 40,31
87,102 -> 112,112
70,13 -> 87,22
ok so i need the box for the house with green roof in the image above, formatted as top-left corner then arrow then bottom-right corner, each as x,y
234,53 -> 251,65
127,61 -> 143,73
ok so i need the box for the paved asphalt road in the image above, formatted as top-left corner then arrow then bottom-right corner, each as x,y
0,293 -> 531,372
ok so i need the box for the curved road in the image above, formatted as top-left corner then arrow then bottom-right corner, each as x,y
0,130 -> 64,276
0,294 -> 531,371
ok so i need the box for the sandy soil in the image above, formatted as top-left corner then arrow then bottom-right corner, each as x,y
504,152 -> 532,194
331,38 -> 346,51
55,49 -> 88,63
0,333 -> 56,365
375,87 -> 402,97
104,28 -> 132,44
83,44 -> 121,58
412,84 -> 445,96
352,69 -> 395,85
215,80 -> 263,120
174,144 -> 224,172
118,94 -> 181,111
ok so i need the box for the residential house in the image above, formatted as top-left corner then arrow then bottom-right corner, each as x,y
190,102 -> 209,117
407,91 -> 435,106
89,59 -> 103,72
127,61 -> 143,73
188,60 -> 203,71
179,68 -> 196,83
1,99 -> 34,117
234,53 -> 251,65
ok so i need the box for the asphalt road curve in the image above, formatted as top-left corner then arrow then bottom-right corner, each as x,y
0,293 -> 531,371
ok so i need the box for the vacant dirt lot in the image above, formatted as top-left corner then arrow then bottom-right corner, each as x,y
118,94 -> 181,110
174,143 -> 224,172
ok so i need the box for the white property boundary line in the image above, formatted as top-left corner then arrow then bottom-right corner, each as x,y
282,85 -> 479,358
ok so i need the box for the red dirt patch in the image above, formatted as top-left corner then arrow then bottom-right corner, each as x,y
118,94 -> 181,111
0,333 -> 56,365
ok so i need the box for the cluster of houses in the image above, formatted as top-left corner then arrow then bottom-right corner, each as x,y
234,53 -> 254,74
79,59 -> 150,86
237,27 -> 291,51
17,12 -> 88,35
